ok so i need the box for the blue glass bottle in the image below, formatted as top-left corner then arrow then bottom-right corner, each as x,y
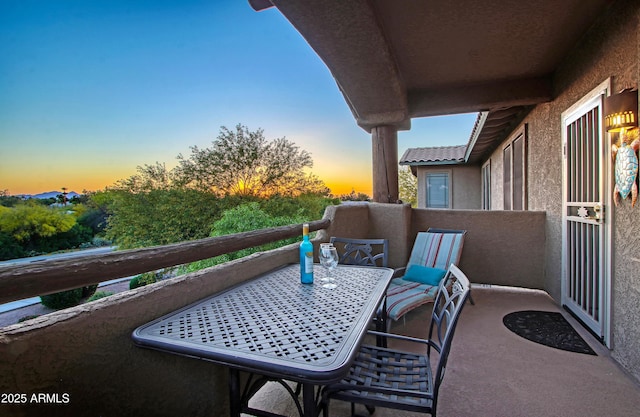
299,223 -> 314,284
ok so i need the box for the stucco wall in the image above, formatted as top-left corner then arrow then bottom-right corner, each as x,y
0,247 -> 298,417
315,202 -> 370,242
593,0 -> 640,384
484,0 -> 639,382
366,203 -> 412,268
317,202 -> 412,268
410,209 -> 547,289
320,204 -> 547,289
416,165 -> 482,209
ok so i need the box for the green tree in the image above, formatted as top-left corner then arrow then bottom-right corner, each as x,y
57,187 -> 69,206
102,189 -> 234,249
0,201 -> 90,258
260,194 -> 339,221
99,124 -> 334,250
339,190 -> 371,201
399,165 -> 418,207
112,162 -> 174,193
0,202 -> 76,242
76,206 -> 108,236
174,124 -> 329,197
180,202 -> 304,273
81,190 -> 112,236
0,190 -> 23,207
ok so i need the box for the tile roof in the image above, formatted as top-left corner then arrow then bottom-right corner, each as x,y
399,145 -> 467,165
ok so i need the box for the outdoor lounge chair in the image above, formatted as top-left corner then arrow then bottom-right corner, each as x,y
321,263 -> 471,417
384,228 -> 467,325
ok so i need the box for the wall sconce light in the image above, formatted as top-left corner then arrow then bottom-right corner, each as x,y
605,88 -> 639,207
604,88 -> 638,133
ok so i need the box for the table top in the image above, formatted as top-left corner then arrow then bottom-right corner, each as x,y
132,263 -> 393,383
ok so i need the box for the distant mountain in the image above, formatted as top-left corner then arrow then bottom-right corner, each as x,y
19,191 -> 81,200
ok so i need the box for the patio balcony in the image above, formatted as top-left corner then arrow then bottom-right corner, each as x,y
1,203 -> 638,417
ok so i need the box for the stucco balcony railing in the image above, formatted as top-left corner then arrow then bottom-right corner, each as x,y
0,202 -> 573,417
0,219 -> 331,305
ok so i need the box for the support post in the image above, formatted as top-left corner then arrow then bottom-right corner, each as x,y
372,125 -> 399,203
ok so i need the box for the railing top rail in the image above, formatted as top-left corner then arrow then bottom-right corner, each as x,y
0,219 -> 330,305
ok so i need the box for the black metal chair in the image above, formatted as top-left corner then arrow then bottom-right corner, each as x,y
329,237 -> 389,342
321,264 -> 471,417
329,237 -> 389,267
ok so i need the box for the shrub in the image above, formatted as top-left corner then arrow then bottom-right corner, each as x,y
177,202 -> 307,275
0,231 -> 25,261
78,236 -> 112,249
129,271 -> 161,289
210,202 -> 302,260
39,284 -> 98,310
87,291 -> 114,302
82,284 -> 98,299
129,276 -> 141,289
40,288 -> 83,309
25,223 -> 93,254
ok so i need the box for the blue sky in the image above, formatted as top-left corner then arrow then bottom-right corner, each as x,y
0,0 -> 477,196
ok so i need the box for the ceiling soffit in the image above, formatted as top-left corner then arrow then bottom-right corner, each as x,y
252,0 -> 612,143
265,0 -> 409,131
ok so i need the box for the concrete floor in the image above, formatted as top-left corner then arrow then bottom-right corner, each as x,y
7,283 -> 636,416
247,285 -> 640,417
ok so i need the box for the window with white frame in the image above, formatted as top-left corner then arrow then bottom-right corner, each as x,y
425,171 -> 451,209
482,160 -> 491,210
503,125 -> 527,210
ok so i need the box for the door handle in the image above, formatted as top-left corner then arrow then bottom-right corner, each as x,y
592,204 -> 603,221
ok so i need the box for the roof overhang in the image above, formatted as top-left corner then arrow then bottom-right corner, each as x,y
465,107 -> 532,164
251,0 -> 613,147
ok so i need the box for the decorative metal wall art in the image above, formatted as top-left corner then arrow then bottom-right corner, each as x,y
611,130 -> 639,207
604,88 -> 639,207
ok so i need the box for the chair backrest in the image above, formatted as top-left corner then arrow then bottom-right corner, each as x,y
428,263 -> 470,408
329,237 -> 389,267
406,228 -> 466,270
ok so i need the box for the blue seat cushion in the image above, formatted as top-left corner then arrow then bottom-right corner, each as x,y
383,278 -> 439,321
403,264 -> 447,286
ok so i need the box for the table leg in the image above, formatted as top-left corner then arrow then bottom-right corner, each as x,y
302,383 -> 319,417
229,368 -> 241,417
376,297 -> 388,347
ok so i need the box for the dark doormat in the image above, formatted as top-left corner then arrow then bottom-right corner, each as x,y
503,310 -> 596,355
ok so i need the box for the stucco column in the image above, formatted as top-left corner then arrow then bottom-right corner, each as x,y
371,125 -> 399,203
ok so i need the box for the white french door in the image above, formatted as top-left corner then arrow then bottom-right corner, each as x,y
561,81 -> 611,345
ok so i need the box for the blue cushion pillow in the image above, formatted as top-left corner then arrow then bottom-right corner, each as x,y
403,264 -> 447,286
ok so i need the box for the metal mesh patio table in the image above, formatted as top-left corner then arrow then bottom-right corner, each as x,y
132,263 -> 393,417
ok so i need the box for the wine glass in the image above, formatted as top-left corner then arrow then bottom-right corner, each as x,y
319,244 -> 339,289
319,243 -> 333,282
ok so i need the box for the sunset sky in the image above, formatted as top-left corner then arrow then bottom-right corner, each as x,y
0,0 -> 477,197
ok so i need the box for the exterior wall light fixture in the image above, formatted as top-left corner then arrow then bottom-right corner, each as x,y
604,88 -> 638,133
